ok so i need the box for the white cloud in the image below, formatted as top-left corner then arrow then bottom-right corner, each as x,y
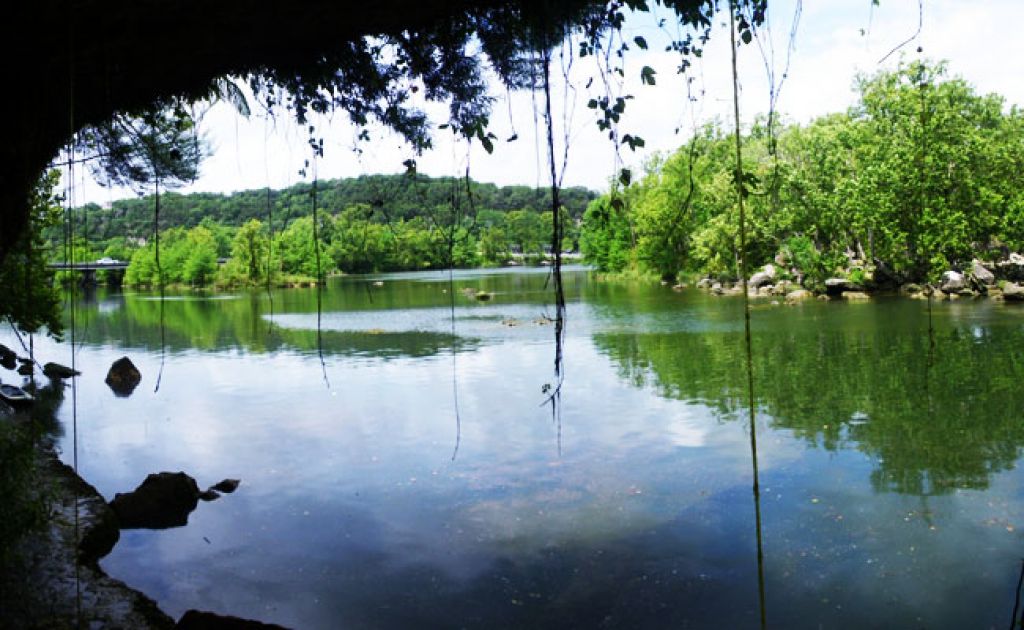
68,0 -> 1024,204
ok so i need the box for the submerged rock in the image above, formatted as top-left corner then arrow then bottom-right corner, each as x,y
843,291 -> 871,301
785,289 -> 813,302
106,356 -> 142,397
42,362 -> 80,380
177,609 -> 291,629
110,472 -> 200,529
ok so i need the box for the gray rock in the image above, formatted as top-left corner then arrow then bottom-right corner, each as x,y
785,289 -> 813,302
824,278 -> 854,296
971,260 -> 995,286
749,264 -> 777,289
843,291 -> 871,300
939,270 -> 966,294
695,278 -> 714,289
1003,282 -> 1024,301
110,472 -> 200,529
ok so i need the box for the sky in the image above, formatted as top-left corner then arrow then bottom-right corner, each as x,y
71,0 -> 1024,206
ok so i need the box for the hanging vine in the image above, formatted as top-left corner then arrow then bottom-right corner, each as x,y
728,2 -> 767,626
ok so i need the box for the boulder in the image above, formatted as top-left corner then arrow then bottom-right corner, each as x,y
748,264 -> 777,289
1003,282 -> 1024,301
971,260 -> 995,286
842,292 -> 871,300
42,362 -> 81,380
0,344 -> 15,370
105,356 -> 142,397
785,289 -> 813,302
695,278 -> 714,289
211,478 -> 241,493
997,254 -> 1024,282
177,609 -> 291,629
899,283 -> 923,295
939,270 -> 966,294
110,472 -> 200,529
824,278 -> 855,296
198,489 -> 221,502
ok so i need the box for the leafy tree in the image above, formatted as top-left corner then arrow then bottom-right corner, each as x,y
275,216 -> 332,278
182,226 -> 220,286
480,226 -> 511,265
223,219 -> 270,285
0,171 -> 63,338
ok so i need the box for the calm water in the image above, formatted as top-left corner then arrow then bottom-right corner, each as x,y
7,267 -> 1024,628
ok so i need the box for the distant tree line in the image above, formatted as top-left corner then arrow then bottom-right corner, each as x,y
50,174 -> 596,287
581,61 -> 1024,288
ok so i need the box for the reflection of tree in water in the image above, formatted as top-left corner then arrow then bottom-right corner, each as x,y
68,289 -> 480,360
594,325 -> 1024,496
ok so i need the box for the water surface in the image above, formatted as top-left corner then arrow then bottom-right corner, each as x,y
6,267 -> 1024,628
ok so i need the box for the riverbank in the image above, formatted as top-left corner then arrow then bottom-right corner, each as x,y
0,423 -> 175,629
681,258 -> 1024,304
0,408 -> 286,629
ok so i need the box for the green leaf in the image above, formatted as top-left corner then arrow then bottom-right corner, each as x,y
619,168 -> 632,187
641,66 -> 657,86
633,36 -> 648,50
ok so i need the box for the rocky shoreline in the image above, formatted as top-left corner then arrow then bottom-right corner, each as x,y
685,256 -> 1024,304
0,441 -> 176,629
0,391 -> 285,630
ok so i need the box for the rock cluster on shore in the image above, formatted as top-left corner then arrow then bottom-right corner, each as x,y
690,255 -> 1024,304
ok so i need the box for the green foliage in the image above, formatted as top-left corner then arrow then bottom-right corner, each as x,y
0,171 -> 64,338
581,196 -> 633,272
0,421 -> 49,565
581,60 -> 1024,286
67,175 -> 595,285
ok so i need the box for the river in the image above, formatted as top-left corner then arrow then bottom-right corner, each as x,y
5,266 -> 1024,628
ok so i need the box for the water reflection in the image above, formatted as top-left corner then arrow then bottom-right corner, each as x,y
594,302 -> 1024,497
4,272 -> 1024,628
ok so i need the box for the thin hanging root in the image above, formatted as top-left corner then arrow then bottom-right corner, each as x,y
538,44 -> 566,456
729,3 -> 767,627
310,153 -> 330,389
153,178 -> 166,393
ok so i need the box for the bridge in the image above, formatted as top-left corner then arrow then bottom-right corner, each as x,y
48,260 -> 129,284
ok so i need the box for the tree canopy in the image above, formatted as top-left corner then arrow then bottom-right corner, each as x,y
581,60 -> 1024,287
0,0 -> 760,264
